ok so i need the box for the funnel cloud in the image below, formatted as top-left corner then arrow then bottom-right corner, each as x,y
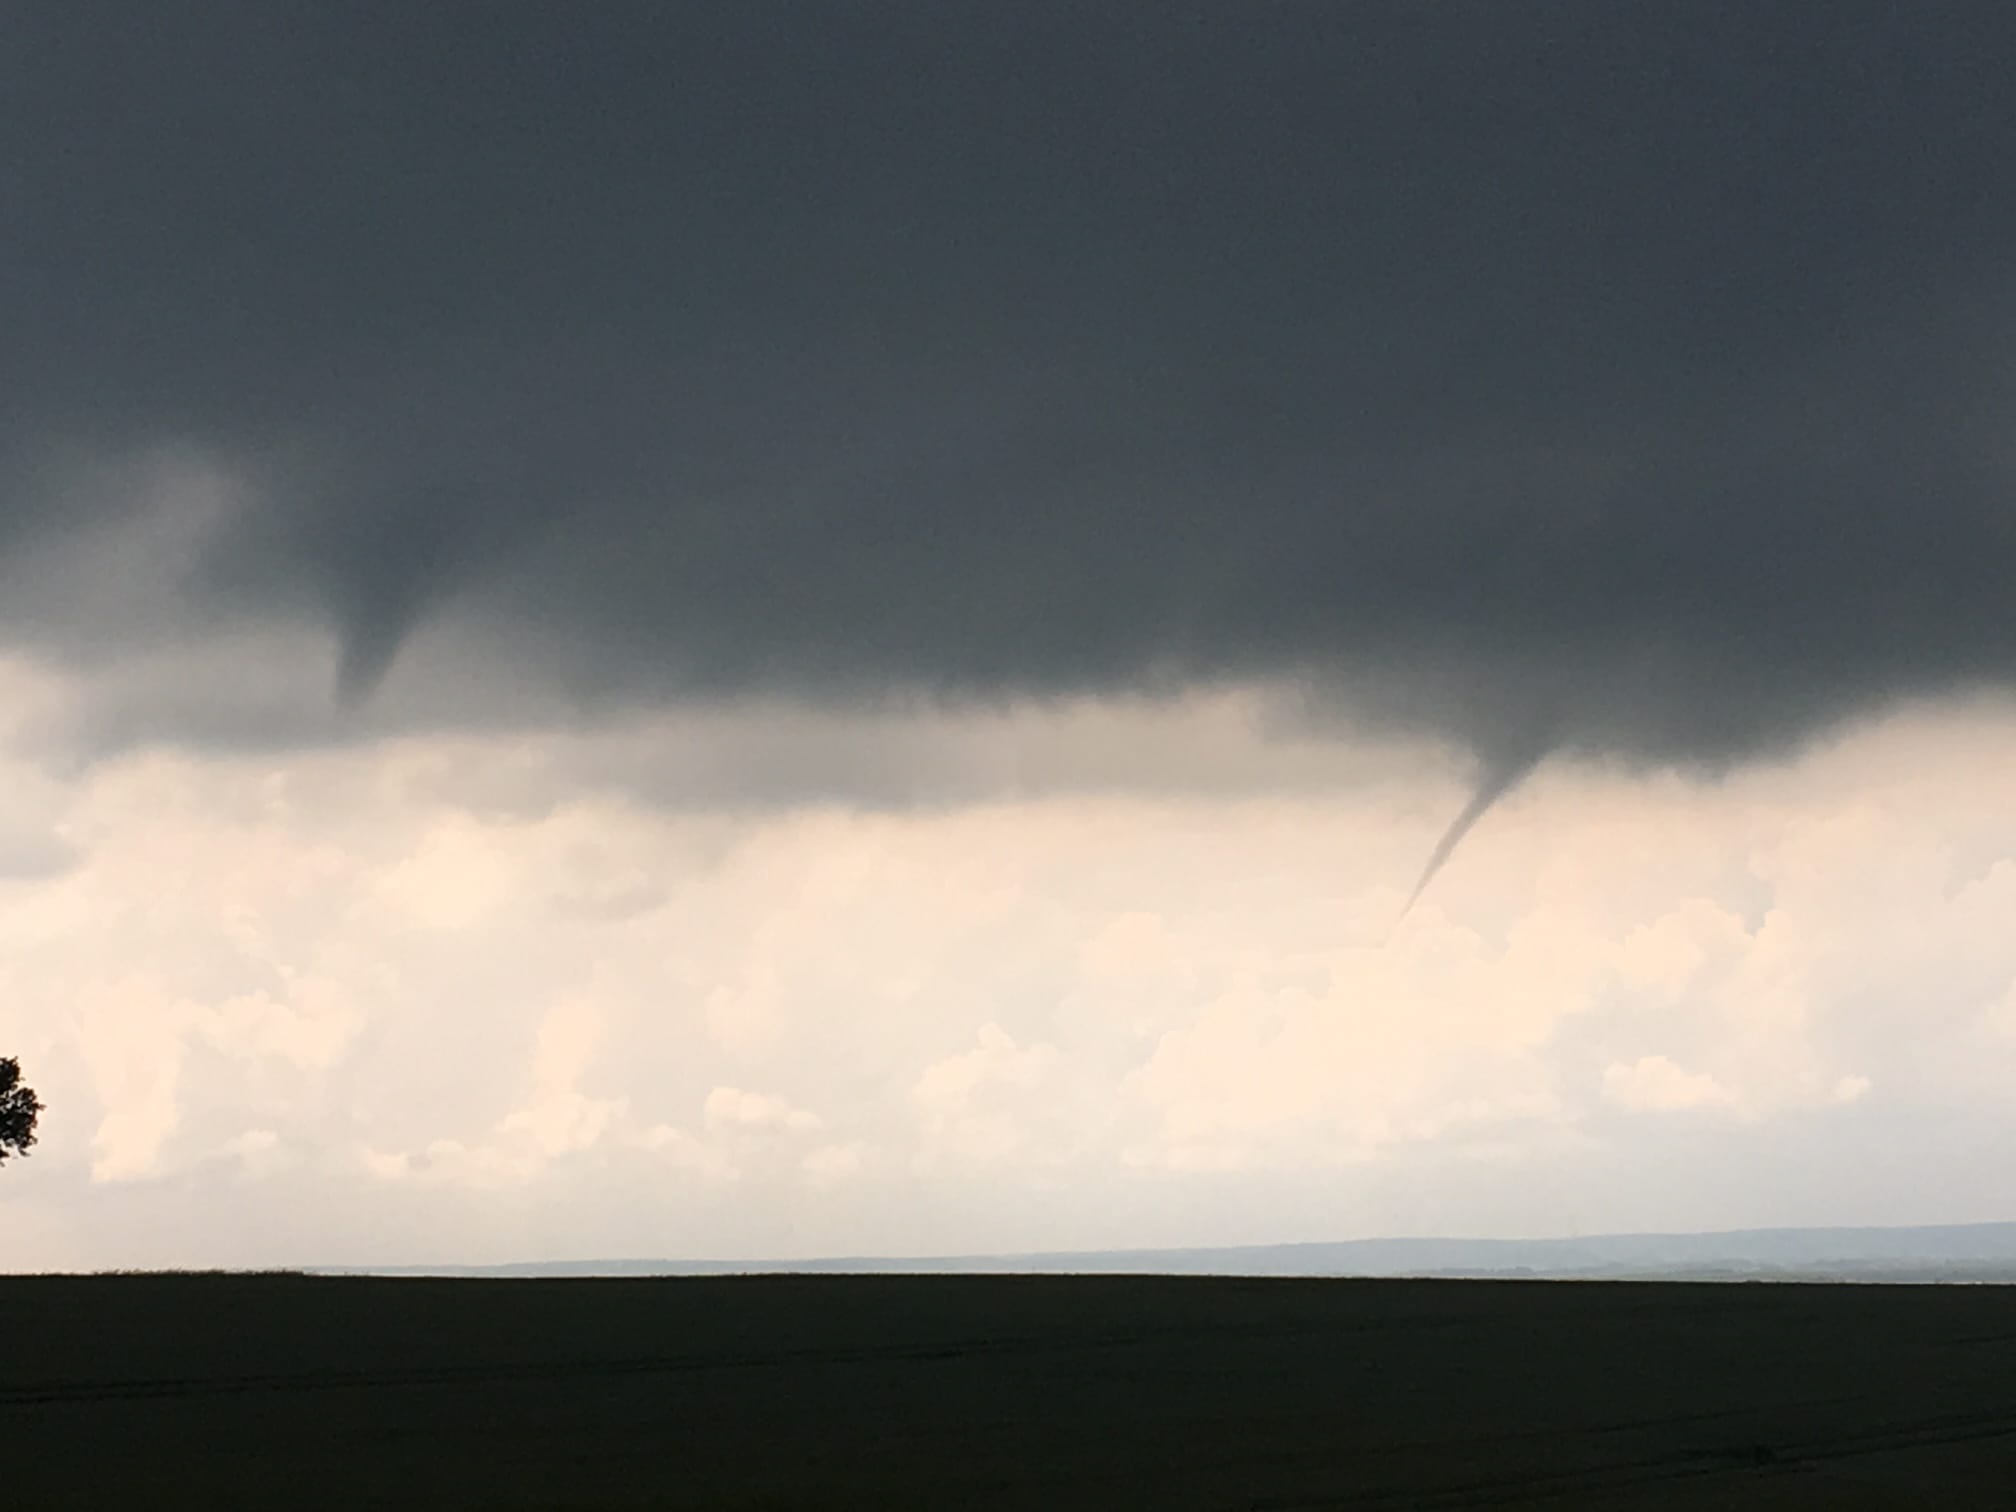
1401,744 -> 1553,920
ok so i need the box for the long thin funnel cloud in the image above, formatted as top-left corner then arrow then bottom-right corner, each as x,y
1398,745 -> 1550,921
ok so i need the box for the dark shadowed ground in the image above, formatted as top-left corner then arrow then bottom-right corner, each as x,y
4,1274 -> 2015,1508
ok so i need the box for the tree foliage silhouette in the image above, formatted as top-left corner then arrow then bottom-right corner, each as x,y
1,1057 -> 42,1165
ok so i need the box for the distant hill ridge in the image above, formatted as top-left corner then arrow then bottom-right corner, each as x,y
316,1221 -> 2016,1281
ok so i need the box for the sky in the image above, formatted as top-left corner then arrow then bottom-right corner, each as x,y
2,3 -> 2015,1269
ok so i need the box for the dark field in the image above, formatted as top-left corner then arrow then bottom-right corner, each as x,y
5,1275 -> 2016,1508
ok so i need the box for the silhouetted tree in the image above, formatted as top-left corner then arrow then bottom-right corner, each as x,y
0,1057 -> 42,1165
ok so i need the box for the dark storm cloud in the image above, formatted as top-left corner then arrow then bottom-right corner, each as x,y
4,2 -> 2014,768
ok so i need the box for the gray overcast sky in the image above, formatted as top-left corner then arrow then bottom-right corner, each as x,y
5,2 -> 2014,764
4,4 -> 2016,1269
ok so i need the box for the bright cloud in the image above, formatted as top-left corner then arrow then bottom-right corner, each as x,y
1,698 -> 2015,1268
1602,1056 -> 1735,1113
